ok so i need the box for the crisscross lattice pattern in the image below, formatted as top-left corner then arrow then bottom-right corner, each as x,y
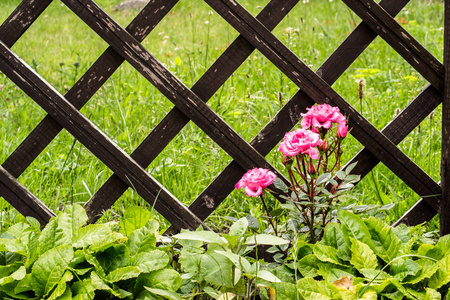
0,0 -> 445,232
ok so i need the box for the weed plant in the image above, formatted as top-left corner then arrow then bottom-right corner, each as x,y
0,0 -> 444,230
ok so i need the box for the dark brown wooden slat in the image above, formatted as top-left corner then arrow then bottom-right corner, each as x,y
204,0 -> 441,210
166,0 -> 433,234
394,198 -> 438,227
0,0 -> 55,223
84,0 -> 299,223
61,1 -> 289,193
440,0 -> 450,235
0,166 -> 55,225
0,41 -> 206,231
0,0 -> 52,48
342,0 -> 444,93
2,0 -> 177,178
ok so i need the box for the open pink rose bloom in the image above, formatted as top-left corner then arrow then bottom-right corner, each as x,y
278,128 -> 323,159
301,103 -> 346,129
235,168 -> 277,197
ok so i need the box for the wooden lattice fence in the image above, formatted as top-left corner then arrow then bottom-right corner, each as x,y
0,0 -> 448,234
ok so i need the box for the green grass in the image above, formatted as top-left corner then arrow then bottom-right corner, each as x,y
0,0 -> 445,231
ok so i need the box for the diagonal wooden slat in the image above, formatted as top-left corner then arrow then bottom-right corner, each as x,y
166,0 -> 441,233
203,0 -> 441,209
60,0 -> 290,195
342,0 -> 444,93
0,41 -> 207,231
84,0 -> 299,223
0,0 -> 178,221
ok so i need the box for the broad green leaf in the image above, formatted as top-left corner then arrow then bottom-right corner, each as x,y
359,269 -> 391,281
244,234 -> 289,245
66,204 -> 88,235
318,263 -> 354,282
93,244 -> 129,274
337,210 -> 372,247
215,250 -> 251,273
73,224 -> 125,249
229,217 -> 248,237
84,250 -> 106,278
90,271 -> 132,299
0,265 -> 26,285
404,258 -> 439,284
0,238 -> 26,255
217,292 -> 237,300
272,282 -> 299,300
71,279 -> 95,300
390,259 -> 421,281
126,222 -> 158,255
47,270 -> 73,300
14,273 -> 33,294
252,270 -> 281,283
135,268 -> 182,296
129,250 -> 169,273
120,205 -> 152,235
424,288 -> 441,300
31,245 -> 74,298
425,235 -> 450,260
38,214 -> 71,255
144,287 -> 181,300
429,253 -> 450,289
200,252 -> 234,288
106,266 -> 141,283
7,223 -> 32,241
314,243 -> 342,265
350,238 -> 377,271
365,217 -> 401,263
297,277 -> 337,299
174,230 -> 225,246
297,254 -> 321,277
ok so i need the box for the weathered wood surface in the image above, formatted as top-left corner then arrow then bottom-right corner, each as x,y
84,0 -> 299,223
204,0 -> 441,210
440,0 -> 450,236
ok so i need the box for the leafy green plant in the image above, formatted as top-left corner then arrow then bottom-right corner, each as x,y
280,210 -> 450,299
0,205 -> 182,300
174,216 -> 289,299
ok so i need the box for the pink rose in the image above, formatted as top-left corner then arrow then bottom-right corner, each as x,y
235,168 -> 276,197
337,123 -> 348,138
278,128 -> 323,159
301,104 -> 346,129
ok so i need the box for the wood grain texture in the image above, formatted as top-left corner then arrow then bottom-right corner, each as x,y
204,0 -> 440,212
342,0 -> 444,93
84,0 -> 299,223
440,0 -> 450,235
0,41 -> 206,231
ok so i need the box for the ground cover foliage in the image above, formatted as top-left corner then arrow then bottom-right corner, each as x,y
0,205 -> 449,299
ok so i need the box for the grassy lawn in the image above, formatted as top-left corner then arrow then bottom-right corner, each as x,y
0,0 -> 444,231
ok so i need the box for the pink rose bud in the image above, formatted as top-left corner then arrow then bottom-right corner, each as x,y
308,163 -> 316,175
319,139 -> 327,152
235,168 -> 277,197
337,124 -> 348,138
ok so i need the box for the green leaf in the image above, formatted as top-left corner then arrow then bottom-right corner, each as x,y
337,210 -> 372,247
244,234 -> 289,245
47,270 -> 73,300
120,205 -> 152,235
297,277 -> 337,299
135,268 -> 182,296
0,238 -> 26,255
404,258 -> 439,284
317,263 -> 354,282
71,278 -> 95,300
273,177 -> 289,193
72,224 -> 125,249
429,253 -> 450,289
350,238 -> 377,271
229,217 -> 248,237
390,259 -> 421,281
31,245 -> 74,298
200,252 -> 234,288
365,217 -> 401,264
174,230 -> 225,246
129,250 -> 169,273
272,282 -> 299,300
106,266 -> 141,283
144,287 -> 181,300
215,250 -> 251,273
245,215 -> 260,230
297,255 -> 321,277
126,221 -> 158,255
314,244 -> 342,265
66,204 -> 88,235
0,265 -> 26,285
